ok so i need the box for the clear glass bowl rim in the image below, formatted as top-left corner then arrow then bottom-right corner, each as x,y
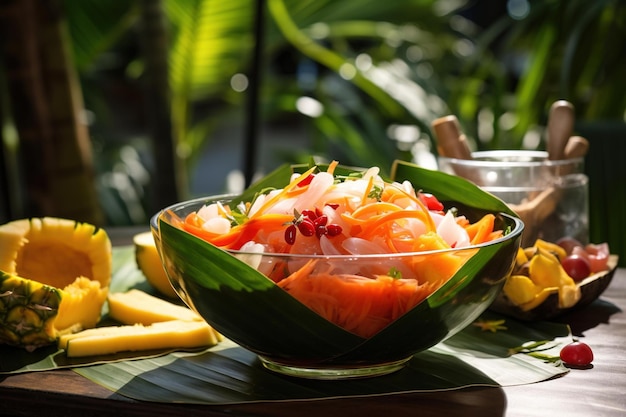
150,194 -> 524,260
438,150 -> 584,168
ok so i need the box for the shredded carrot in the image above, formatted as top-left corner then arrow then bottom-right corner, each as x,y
278,268 -> 436,338
357,209 -> 435,241
326,160 -> 339,175
251,166 -> 317,218
285,185 -> 311,198
350,201 -> 402,220
464,214 -> 497,245
184,212 -> 293,249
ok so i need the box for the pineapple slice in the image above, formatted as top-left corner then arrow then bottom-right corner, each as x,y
59,320 -> 220,357
59,289 -> 222,357
108,289 -> 202,324
0,217 -> 111,350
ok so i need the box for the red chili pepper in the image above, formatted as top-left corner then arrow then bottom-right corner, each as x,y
297,174 -> 315,187
419,192 -> 444,211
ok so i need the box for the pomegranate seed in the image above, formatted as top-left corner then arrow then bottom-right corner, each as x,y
284,224 -> 297,245
326,224 -> 343,236
314,215 -> 328,227
297,174 -> 315,187
297,218 -> 316,236
316,225 -> 327,237
326,203 -> 339,210
301,209 -> 317,220
315,207 -> 324,217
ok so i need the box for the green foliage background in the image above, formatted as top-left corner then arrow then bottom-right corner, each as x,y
29,0 -> 626,235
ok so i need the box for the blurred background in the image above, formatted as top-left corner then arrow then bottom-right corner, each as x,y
1,0 -> 625,257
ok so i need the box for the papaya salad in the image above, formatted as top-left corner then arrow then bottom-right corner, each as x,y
181,161 -> 505,338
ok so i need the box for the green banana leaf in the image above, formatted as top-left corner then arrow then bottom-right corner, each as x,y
390,160 -> 517,218
0,245 -> 572,403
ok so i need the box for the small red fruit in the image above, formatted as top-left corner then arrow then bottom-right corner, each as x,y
560,341 -> 594,367
326,224 -> 343,237
297,218 -> 316,236
556,236 -> 584,255
301,209 -> 317,220
284,224 -> 297,245
561,254 -> 591,282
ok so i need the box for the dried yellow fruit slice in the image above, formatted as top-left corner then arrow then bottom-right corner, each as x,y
503,275 -> 537,306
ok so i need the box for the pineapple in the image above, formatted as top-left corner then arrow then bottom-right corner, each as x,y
108,289 -> 202,324
0,217 -> 111,351
59,290 -> 222,357
58,320 -> 221,357
133,231 -> 177,298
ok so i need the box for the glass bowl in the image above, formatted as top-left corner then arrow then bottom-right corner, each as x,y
150,193 -> 523,379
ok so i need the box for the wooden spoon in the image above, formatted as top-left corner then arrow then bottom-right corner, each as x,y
547,100 -> 575,160
509,186 -> 560,247
431,115 -> 473,160
564,135 -> 589,159
432,115 -> 480,183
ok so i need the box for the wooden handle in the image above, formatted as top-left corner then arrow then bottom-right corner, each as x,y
431,115 -> 473,160
564,136 -> 589,159
547,100 -> 575,160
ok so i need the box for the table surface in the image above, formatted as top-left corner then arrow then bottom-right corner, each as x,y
1,229 -> 624,417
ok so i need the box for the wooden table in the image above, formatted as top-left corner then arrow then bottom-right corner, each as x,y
1,230 -> 624,416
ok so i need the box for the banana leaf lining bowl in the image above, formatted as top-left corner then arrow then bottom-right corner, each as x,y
150,161 -> 524,379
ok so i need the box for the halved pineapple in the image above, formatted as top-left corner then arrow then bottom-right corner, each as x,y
0,217 -> 111,351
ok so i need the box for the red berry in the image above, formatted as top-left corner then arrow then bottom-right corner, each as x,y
314,215 -> 328,227
556,236 -> 584,255
316,225 -> 327,237
297,218 -> 315,236
561,254 -> 591,282
326,224 -> 343,237
284,224 -> 297,245
560,341 -> 594,367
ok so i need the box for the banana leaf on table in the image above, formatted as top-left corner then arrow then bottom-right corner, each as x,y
74,310 -> 571,405
0,161 -> 572,403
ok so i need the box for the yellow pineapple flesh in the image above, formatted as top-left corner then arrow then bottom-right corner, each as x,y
59,320 -> 221,357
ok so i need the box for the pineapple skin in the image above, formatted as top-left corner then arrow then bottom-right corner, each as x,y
0,272 -> 62,351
